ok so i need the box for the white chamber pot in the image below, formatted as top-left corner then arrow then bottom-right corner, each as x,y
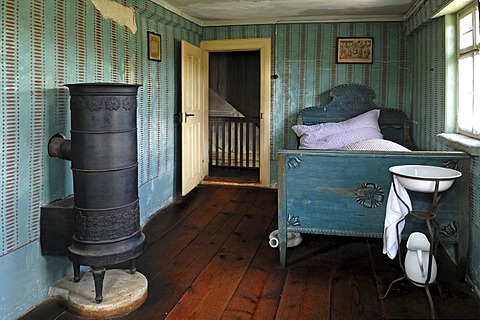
404,232 -> 437,286
269,230 -> 302,248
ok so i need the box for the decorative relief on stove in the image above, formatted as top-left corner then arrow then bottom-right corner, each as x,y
122,98 -> 135,110
74,96 -> 135,112
286,156 -> 302,169
104,97 -> 121,110
76,96 -> 102,111
74,201 -> 140,241
355,183 -> 384,208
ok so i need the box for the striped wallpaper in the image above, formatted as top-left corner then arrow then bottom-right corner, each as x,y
0,0 -> 200,256
409,17 -> 447,151
405,0 -> 452,36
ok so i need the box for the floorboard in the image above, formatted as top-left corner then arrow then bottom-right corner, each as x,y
165,189 -> 271,319
19,185 -> 480,320
329,239 -> 383,320
222,216 -> 284,320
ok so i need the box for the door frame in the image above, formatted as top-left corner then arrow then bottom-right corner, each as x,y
200,38 -> 271,187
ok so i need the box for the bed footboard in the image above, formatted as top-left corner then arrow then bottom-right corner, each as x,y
277,149 -> 470,278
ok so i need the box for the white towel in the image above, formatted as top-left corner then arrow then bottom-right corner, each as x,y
383,176 -> 412,259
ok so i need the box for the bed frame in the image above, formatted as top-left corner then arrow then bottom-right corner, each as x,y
277,84 -> 470,279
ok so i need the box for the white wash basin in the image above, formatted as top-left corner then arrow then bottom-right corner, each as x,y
389,165 -> 462,193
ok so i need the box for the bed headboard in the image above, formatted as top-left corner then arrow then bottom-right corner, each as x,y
298,83 -> 414,149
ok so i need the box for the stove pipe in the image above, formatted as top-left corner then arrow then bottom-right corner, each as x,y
49,83 -> 145,303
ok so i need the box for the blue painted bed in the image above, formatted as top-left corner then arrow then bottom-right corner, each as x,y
277,84 -> 470,279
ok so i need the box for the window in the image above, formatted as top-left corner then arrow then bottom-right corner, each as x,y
457,4 -> 480,139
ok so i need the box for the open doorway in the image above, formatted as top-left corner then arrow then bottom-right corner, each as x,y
199,38 -> 271,188
205,51 -> 260,183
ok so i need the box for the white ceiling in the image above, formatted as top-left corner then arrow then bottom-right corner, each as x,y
151,0 -> 420,26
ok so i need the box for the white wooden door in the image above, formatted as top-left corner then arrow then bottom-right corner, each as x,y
181,40 -> 206,195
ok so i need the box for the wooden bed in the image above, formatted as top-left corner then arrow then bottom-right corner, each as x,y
277,84 -> 470,279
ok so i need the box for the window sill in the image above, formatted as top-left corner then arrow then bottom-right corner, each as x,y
437,133 -> 480,156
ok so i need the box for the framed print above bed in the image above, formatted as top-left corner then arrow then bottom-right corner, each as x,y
336,37 -> 373,64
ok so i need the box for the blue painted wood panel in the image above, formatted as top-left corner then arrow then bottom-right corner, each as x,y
277,150 -> 470,270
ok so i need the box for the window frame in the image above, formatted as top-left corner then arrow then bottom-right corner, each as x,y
457,3 -> 480,139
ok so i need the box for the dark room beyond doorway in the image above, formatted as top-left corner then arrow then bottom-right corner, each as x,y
207,51 -> 260,183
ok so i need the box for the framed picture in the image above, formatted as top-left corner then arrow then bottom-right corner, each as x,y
148,31 -> 161,61
336,37 -> 373,64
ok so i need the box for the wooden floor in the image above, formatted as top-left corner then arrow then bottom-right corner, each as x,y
21,186 -> 480,319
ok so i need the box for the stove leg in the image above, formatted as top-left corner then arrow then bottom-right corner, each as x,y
130,259 -> 136,274
92,266 -> 106,303
73,262 -> 81,282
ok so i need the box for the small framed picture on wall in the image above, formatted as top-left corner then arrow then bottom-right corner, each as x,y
148,31 -> 161,61
336,37 -> 373,64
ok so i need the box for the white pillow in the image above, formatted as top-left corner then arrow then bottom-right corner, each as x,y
339,139 -> 411,151
292,109 -> 383,149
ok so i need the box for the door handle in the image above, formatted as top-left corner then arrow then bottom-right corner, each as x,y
184,113 -> 195,122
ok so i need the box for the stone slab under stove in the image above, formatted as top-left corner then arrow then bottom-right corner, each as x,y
49,269 -> 148,318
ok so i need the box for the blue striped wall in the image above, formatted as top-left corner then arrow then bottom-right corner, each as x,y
405,0 -> 451,35
409,17 -> 447,151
